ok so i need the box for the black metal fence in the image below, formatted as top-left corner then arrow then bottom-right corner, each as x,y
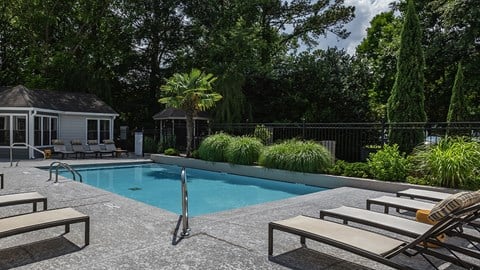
211,122 -> 480,162
123,122 -> 480,162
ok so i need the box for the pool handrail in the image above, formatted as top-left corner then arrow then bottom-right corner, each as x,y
180,167 -> 190,236
48,161 -> 83,183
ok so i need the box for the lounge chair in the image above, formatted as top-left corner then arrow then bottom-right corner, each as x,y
320,205 -> 480,250
0,192 -> 47,212
87,140 -> 114,158
103,140 -> 128,157
367,195 -> 436,214
52,140 -> 75,159
397,188 -> 453,202
269,203 -> 480,269
0,207 -> 90,246
71,140 -> 96,158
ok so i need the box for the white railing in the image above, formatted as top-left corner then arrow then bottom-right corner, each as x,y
10,142 -> 45,167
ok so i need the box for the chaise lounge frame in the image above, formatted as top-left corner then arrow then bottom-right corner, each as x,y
269,204 -> 480,270
0,192 -> 47,212
0,207 -> 90,246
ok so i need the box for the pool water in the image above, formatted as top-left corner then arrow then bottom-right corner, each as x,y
59,163 -> 325,216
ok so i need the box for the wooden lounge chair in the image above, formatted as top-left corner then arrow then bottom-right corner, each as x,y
87,140 -> 114,158
397,188 -> 453,202
0,192 -> 47,212
52,140 -> 75,159
103,140 -> 128,157
71,140 -> 96,158
0,207 -> 90,246
269,204 -> 480,269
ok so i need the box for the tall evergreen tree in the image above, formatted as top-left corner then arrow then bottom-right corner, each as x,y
387,0 -> 426,153
446,62 -> 468,135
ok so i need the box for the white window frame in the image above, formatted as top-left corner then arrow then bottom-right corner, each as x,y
0,114 -> 28,147
86,118 -> 112,144
34,115 -> 58,146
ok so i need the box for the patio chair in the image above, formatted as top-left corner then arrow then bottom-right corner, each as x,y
366,195 -> 436,214
0,207 -> 90,247
87,140 -> 114,158
397,188 -> 453,202
269,203 -> 480,269
0,192 -> 47,212
103,139 -> 128,157
52,140 -> 75,159
71,140 -> 96,158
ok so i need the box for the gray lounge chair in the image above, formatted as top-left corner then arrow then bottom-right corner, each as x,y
270,203 -> 480,269
0,192 -> 47,212
87,140 -> 114,158
71,140 -> 96,158
0,207 -> 90,246
103,140 -> 128,157
367,195 -> 436,214
320,205 -> 480,252
397,188 -> 453,202
52,140 -> 75,159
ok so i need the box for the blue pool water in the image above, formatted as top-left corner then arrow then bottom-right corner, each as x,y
59,163 -> 325,216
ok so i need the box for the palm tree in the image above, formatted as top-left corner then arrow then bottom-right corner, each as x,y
159,68 -> 222,156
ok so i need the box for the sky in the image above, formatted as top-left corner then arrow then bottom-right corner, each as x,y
316,0 -> 393,54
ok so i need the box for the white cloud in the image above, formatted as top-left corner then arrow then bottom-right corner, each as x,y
316,0 -> 393,54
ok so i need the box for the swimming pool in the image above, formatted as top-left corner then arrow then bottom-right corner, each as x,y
59,163 -> 326,216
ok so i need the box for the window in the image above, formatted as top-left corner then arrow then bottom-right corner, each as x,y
87,119 -> 111,143
0,116 -> 10,146
0,115 -> 27,146
34,116 -> 58,146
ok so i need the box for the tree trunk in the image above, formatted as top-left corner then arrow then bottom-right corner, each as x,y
185,113 -> 194,157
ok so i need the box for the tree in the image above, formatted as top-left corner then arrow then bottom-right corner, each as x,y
158,69 -> 222,156
387,0 -> 426,153
446,62 -> 468,135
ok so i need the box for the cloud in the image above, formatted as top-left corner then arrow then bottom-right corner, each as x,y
316,0 -> 392,54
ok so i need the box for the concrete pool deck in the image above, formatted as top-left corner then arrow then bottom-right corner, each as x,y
0,157 -> 474,269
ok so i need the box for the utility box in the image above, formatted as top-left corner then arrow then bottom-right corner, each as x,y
135,132 -> 143,156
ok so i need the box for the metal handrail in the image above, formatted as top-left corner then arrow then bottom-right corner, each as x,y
10,142 -> 46,166
48,161 -> 83,183
180,167 -> 190,237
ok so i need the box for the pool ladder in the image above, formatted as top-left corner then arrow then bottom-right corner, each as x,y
48,161 -> 83,183
180,167 -> 190,237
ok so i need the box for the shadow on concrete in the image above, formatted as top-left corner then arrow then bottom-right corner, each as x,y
269,247 -> 373,270
0,236 -> 82,269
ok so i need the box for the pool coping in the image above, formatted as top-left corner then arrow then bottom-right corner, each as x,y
151,154 -> 460,194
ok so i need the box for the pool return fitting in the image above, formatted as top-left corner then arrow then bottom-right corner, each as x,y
180,167 -> 190,237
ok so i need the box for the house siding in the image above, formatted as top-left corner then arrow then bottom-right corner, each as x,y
59,115 -> 87,145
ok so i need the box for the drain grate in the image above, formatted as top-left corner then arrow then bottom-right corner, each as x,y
128,187 -> 142,191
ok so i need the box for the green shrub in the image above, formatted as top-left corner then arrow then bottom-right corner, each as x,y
190,150 -> 200,159
157,134 -> 176,153
225,136 -> 263,165
253,124 -> 272,144
198,132 -> 233,162
258,139 -> 333,173
410,137 -> 480,189
329,160 -> 371,178
143,136 -> 158,153
164,148 -> 179,156
367,144 -> 408,181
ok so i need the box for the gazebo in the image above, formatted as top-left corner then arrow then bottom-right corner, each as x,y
152,108 -> 210,150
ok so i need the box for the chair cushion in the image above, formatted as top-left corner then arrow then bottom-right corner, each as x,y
87,140 -> 98,145
103,139 -> 114,144
428,191 -> 480,221
71,139 -> 82,145
52,139 -> 64,145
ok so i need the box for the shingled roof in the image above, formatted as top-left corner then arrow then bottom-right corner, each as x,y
0,85 -> 117,114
